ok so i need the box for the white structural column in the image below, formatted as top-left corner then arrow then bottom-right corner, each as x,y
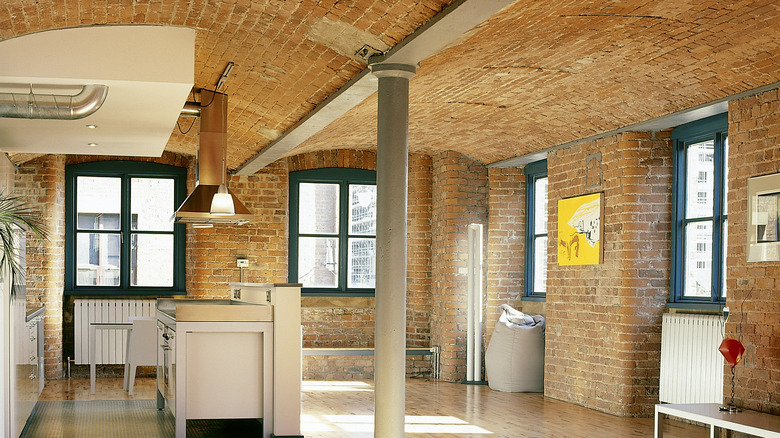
371,62 -> 416,438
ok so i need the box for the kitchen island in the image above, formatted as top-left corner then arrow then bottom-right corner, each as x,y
156,283 -> 302,438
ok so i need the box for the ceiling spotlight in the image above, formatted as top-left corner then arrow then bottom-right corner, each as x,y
87,142 -> 98,147
86,124 -> 98,129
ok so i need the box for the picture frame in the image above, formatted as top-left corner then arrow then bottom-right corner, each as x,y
747,172 -> 780,262
557,192 -> 603,265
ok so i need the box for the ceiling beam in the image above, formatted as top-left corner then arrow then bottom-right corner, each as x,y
234,0 -> 515,175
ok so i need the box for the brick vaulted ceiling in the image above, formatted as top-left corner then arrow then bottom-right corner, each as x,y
2,0 -> 780,171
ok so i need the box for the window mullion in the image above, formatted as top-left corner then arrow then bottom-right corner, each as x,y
340,181 -> 349,291
710,132 -> 726,302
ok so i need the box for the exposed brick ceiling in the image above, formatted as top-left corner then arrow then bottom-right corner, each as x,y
2,0 -> 780,171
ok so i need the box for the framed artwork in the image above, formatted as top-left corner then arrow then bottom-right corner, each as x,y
747,172 -> 780,262
558,192 -> 603,265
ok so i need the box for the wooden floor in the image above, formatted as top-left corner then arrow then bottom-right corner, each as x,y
39,376 -> 708,437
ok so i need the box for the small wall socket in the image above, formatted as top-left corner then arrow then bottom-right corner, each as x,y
236,258 -> 249,268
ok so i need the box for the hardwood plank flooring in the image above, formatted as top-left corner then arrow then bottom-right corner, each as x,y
38,376 -> 708,437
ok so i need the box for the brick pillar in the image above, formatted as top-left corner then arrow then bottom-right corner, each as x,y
726,90 -> 780,414
545,132 -> 672,416
16,155 -> 66,379
430,151 -> 488,381
406,154 -> 432,348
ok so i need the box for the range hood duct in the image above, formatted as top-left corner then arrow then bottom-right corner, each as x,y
175,90 -> 253,225
0,84 -> 108,119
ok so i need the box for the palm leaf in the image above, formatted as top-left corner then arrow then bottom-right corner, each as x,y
0,192 -> 48,287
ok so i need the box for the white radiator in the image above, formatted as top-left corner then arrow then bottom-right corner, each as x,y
73,299 -> 156,365
659,313 -> 724,404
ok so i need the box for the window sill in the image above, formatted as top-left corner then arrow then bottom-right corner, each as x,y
521,295 -> 546,302
302,290 -> 375,298
65,289 -> 187,297
666,301 -> 725,314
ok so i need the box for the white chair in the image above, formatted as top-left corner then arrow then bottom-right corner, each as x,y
123,316 -> 157,396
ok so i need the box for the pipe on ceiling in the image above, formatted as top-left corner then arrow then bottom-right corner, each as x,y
0,84 -> 108,120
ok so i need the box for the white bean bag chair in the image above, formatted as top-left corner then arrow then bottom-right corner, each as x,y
485,304 -> 545,392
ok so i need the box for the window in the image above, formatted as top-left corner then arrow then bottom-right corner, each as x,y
289,168 -> 376,296
671,113 -> 728,306
65,161 -> 186,295
524,160 -> 548,298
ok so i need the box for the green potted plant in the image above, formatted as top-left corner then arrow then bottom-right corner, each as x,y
0,192 -> 48,286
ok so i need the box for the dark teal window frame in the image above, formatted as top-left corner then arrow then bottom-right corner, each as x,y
670,113 -> 728,309
524,160 -> 548,300
65,161 -> 187,296
289,168 -> 376,297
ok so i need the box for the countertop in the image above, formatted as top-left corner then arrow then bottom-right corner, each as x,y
156,298 -> 273,322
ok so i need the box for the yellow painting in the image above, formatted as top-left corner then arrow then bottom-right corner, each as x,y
558,193 -> 602,265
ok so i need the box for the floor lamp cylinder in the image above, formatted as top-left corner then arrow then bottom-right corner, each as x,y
464,223 -> 485,384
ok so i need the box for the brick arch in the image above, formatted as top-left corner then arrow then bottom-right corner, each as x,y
1,4 -> 186,40
286,149 -> 377,173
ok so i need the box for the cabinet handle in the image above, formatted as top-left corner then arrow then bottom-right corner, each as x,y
29,373 -> 36,380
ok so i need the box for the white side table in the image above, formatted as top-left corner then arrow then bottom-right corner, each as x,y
89,322 -> 132,394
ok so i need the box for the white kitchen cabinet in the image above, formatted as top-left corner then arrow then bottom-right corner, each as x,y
156,305 -> 275,438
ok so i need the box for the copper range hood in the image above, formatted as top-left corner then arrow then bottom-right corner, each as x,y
174,90 -> 252,225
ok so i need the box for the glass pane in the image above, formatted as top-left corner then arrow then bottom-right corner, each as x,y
685,140 -> 714,219
349,185 -> 377,235
131,178 -> 175,231
299,183 -> 339,234
298,237 -> 338,288
533,236 -> 547,294
348,238 -> 375,288
131,234 -> 173,287
683,221 -> 712,298
77,176 -> 121,230
76,232 -> 120,286
534,177 -> 548,234
723,135 -> 729,215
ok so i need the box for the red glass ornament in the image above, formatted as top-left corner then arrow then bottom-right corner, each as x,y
719,338 -> 745,368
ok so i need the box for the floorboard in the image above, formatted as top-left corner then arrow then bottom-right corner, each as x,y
34,376 -> 707,437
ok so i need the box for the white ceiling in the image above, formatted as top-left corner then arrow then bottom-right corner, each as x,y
0,25 -> 194,157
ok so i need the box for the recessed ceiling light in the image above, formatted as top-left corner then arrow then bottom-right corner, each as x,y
87,143 -> 98,147
86,124 -> 98,129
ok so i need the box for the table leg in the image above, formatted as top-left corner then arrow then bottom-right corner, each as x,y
654,406 -> 664,438
89,324 -> 96,394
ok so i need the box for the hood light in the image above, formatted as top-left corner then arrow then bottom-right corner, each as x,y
210,184 -> 235,215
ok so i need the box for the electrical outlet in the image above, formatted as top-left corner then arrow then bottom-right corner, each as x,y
236,258 -> 249,268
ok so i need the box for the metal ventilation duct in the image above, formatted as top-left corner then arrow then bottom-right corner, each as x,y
174,90 -> 253,225
0,84 -> 108,119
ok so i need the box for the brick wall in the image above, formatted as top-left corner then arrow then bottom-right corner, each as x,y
485,167 -> 527,344
15,155 -> 67,378
16,149 -> 435,381
430,151 -> 488,381
186,159 -> 290,296
407,154 -> 433,348
290,150 -> 434,380
545,132 -> 672,416
726,89 -> 780,415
